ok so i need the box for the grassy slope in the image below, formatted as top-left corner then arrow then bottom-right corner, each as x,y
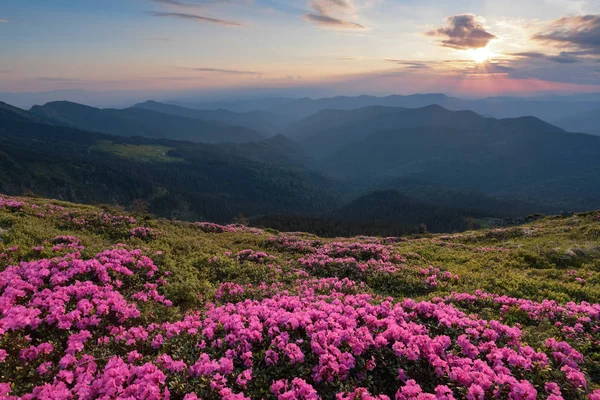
2,195 -> 599,305
2,193 -> 600,394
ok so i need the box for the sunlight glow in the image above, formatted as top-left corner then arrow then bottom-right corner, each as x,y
469,47 -> 494,64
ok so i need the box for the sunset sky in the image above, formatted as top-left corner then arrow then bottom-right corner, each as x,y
1,0 -> 599,99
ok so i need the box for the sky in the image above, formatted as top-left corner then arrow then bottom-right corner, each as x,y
1,0 -> 600,104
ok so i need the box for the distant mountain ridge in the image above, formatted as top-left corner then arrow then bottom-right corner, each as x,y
285,104 -> 564,159
30,101 -> 265,144
553,109 -> 600,136
169,93 -> 600,133
132,100 -> 291,135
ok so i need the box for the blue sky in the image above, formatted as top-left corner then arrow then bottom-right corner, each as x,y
1,0 -> 599,102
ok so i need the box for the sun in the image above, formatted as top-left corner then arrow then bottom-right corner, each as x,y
469,47 -> 494,64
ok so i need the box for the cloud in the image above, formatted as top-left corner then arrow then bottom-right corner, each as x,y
36,77 -> 83,83
155,76 -> 206,80
0,69 -> 13,73
533,14 -> 600,56
310,0 -> 356,15
34,77 -> 126,85
304,13 -> 366,29
148,11 -> 242,26
304,0 -> 367,30
385,59 -> 431,69
427,14 -> 496,50
512,51 -> 581,64
0,19 -> 7,23
189,67 -> 263,75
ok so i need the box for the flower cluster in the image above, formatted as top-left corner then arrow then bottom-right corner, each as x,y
51,235 -> 85,251
445,290 -> 600,342
3,193 -> 600,399
0,197 -> 24,212
230,249 -> 276,264
195,222 -> 238,234
130,227 -> 158,239
267,235 -> 322,253
419,266 -> 460,287
194,222 -> 264,236
1,238 -> 600,399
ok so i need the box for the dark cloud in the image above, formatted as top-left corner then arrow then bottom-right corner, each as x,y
533,15 -> 600,56
304,13 -> 366,29
427,14 -> 496,50
148,11 -> 242,27
512,51 -> 581,64
304,0 -> 366,30
189,67 -> 262,75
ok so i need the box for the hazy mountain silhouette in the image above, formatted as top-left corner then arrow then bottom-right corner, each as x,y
30,101 -> 265,144
132,100 -> 291,135
553,109 -> 600,136
287,105 -> 563,159
167,93 -> 600,123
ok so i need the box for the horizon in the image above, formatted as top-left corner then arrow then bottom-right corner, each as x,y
3,90 -> 600,111
2,0 -> 600,107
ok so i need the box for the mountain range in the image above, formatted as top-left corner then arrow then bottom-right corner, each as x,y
1,94 -> 600,235
170,93 -> 600,135
29,101 -> 264,144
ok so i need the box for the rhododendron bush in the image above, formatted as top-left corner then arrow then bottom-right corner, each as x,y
2,194 -> 600,399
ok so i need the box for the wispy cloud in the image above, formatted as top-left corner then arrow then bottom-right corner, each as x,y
532,14 -> 600,56
36,77 -> 83,83
304,0 -> 367,30
34,77 -> 125,85
0,19 -> 7,23
427,14 -> 496,50
311,0 -> 356,15
385,59 -> 431,69
148,11 -> 242,27
511,51 -> 581,64
304,13 -> 366,29
188,67 -> 263,75
155,76 -> 206,80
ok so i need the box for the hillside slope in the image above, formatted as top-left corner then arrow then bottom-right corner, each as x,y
0,107 -> 338,222
2,193 -> 600,397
